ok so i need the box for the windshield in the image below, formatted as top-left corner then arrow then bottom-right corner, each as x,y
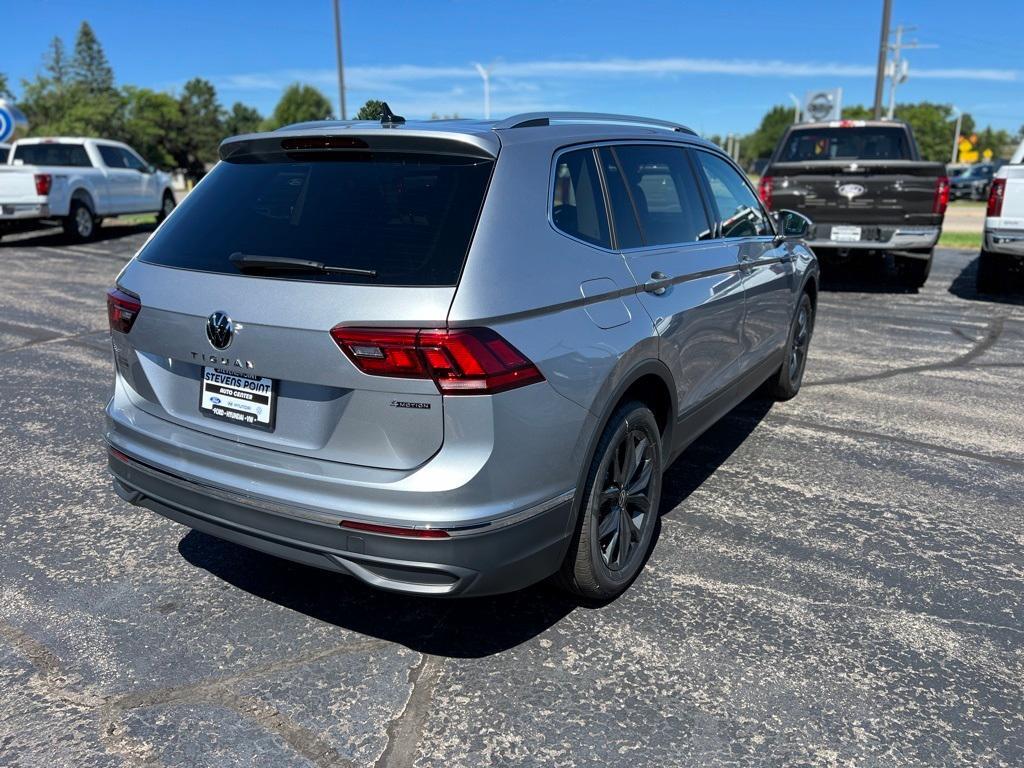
956,166 -> 991,179
138,152 -> 494,286
779,127 -> 912,162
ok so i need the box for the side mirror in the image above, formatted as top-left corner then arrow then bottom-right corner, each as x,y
773,209 -> 812,241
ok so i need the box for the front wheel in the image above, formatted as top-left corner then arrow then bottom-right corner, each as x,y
771,292 -> 814,400
559,401 -> 663,601
895,252 -> 932,289
63,200 -> 97,242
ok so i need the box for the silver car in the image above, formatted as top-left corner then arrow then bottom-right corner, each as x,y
105,110 -> 818,599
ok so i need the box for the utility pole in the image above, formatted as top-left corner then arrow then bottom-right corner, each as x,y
332,0 -> 346,119
472,62 -> 492,120
788,93 -> 801,123
885,25 -> 936,119
951,106 -> 963,164
873,0 -> 892,119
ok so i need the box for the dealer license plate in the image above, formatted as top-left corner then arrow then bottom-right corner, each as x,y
199,367 -> 276,431
830,225 -> 862,243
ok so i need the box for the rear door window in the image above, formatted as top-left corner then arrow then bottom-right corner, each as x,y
138,152 -> 494,286
605,145 -> 712,247
12,143 -> 92,167
694,151 -> 771,238
552,148 -> 610,248
98,145 -> 127,168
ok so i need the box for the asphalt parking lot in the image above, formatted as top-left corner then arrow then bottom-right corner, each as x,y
1,224 -> 1021,767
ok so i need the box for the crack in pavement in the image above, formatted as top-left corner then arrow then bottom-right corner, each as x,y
806,314 -> 1008,388
0,328 -> 109,355
374,654 -> 443,768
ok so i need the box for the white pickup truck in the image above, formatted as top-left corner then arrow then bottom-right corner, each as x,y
978,139 -> 1024,292
0,137 -> 175,242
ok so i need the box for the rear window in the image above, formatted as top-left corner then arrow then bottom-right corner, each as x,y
138,153 -> 493,286
12,143 -> 92,167
779,128 -> 912,162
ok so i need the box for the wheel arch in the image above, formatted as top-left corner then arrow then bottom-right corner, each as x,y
69,186 -> 96,214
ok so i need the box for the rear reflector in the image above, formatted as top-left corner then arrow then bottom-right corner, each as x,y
987,178 -> 1006,217
330,326 -> 545,395
107,287 -> 141,333
758,175 -> 773,210
340,520 -> 450,539
34,173 -> 52,196
933,176 -> 950,215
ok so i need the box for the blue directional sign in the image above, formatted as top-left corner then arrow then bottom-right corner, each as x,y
0,101 -> 28,143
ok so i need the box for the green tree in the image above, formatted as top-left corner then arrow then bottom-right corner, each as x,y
174,77 -> 224,180
739,105 -> 798,165
122,87 -> 182,167
70,21 -> 114,92
263,83 -> 333,130
355,99 -> 386,120
224,102 -> 262,136
0,72 -> 14,101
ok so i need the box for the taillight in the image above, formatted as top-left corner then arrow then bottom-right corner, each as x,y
933,176 -> 950,215
330,326 -> 545,395
34,173 -> 52,196
106,288 -> 141,333
987,178 -> 1006,217
340,519 -> 449,539
758,175 -> 773,210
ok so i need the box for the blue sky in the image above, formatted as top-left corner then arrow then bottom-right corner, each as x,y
5,0 -> 1022,136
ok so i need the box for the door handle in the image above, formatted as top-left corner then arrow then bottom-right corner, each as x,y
645,271 -> 669,295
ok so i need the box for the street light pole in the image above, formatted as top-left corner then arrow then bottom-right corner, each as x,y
472,63 -> 491,120
951,106 -> 963,165
873,0 -> 893,119
788,93 -> 801,123
332,0 -> 346,119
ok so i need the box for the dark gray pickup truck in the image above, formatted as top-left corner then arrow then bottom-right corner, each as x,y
759,120 -> 949,287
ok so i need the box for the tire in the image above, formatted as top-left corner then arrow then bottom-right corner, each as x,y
771,292 -> 814,400
976,250 -> 1004,294
895,252 -> 932,289
156,190 -> 176,223
63,199 -> 97,242
559,401 -> 663,601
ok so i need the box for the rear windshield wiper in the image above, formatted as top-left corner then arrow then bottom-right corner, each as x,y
229,252 -> 377,277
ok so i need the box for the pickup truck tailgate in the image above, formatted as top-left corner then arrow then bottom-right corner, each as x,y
0,167 -> 45,205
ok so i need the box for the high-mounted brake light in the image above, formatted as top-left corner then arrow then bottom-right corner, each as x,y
330,326 -> 545,395
933,176 -> 950,215
34,173 -> 52,196
758,175 -> 774,210
340,520 -> 449,539
107,288 -> 141,333
987,178 -> 1006,217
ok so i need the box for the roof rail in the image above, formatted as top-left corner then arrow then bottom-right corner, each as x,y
493,111 -> 697,135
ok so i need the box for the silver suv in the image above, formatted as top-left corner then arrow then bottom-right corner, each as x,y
105,110 -> 818,600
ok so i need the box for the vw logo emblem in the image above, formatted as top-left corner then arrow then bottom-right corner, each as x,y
838,183 -> 866,201
206,311 -> 234,350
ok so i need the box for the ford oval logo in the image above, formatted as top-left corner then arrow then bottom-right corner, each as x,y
838,183 -> 866,200
206,311 -> 234,350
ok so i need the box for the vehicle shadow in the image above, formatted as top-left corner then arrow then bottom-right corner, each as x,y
178,529 -> 578,658
177,392 -> 774,656
0,221 -> 155,248
815,256 -> 916,294
948,254 -> 1024,306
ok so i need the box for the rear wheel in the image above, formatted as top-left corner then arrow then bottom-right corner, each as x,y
559,401 -> 662,601
156,190 -> 176,223
772,292 -> 814,400
895,252 -> 932,289
976,250 -> 1005,294
63,199 -> 97,242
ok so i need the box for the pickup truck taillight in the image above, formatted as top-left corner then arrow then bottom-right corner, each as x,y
758,175 -> 774,210
331,326 -> 544,395
987,178 -> 1006,217
932,176 -> 950,215
107,288 -> 141,333
34,174 -> 52,196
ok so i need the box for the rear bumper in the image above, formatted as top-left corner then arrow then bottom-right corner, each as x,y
985,229 -> 1024,258
108,448 -> 574,597
807,224 -> 939,254
0,203 -> 49,221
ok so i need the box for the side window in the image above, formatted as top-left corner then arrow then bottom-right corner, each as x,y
552,149 -> 610,248
695,151 -> 770,238
120,148 -> 148,171
598,148 -> 644,250
607,145 -> 711,247
98,145 -> 126,168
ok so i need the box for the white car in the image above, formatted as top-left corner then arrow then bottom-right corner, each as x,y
0,137 -> 175,242
978,138 -> 1024,292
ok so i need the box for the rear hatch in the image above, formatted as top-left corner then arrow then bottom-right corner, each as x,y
114,130 -> 496,470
